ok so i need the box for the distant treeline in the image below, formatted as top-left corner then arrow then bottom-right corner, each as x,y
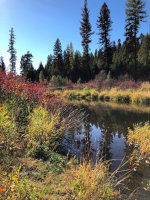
0,0 -> 150,83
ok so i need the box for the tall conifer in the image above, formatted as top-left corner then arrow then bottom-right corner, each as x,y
80,0 -> 94,81
8,28 -> 17,73
125,0 -> 147,74
97,2 -> 112,73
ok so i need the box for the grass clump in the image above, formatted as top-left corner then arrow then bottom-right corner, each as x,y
66,160 -> 119,200
27,106 -> 65,150
128,122 -> 150,155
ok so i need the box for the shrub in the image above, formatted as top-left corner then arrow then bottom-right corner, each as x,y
50,75 -> 69,87
0,166 -> 39,200
27,106 -> 65,150
66,160 -> 118,200
0,104 -> 17,151
128,122 -> 150,155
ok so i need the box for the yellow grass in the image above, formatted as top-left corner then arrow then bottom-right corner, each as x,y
53,82 -> 150,106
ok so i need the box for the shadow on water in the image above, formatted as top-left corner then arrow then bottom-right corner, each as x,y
60,102 -> 150,199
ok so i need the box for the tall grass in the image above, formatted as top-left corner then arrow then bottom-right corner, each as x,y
53,81 -> 150,106
66,160 -> 119,200
128,122 -> 150,155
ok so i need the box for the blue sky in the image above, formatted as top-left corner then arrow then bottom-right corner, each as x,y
0,0 -> 150,73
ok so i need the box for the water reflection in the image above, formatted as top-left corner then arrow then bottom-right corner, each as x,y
62,104 -> 150,163
61,103 -> 150,199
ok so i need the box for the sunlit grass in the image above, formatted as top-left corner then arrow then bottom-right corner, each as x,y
53,82 -> 150,106
128,122 -> 150,155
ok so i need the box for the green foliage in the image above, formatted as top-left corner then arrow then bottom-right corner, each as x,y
0,56 -> 5,72
39,70 -> 45,82
7,27 -> 17,73
6,95 -> 33,130
80,0 -> 94,81
27,106 -> 65,149
53,38 -> 64,77
138,34 -> 150,78
20,51 -> 33,77
125,0 -> 147,42
125,0 -> 147,77
50,75 -> 69,87
97,2 -> 112,73
29,145 -> 52,161
80,0 -> 94,58
0,104 -> 17,151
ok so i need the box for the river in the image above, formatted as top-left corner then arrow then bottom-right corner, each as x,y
61,102 -> 150,199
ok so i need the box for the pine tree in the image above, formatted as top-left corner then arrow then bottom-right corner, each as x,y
138,34 -> 150,66
73,51 -> 82,82
20,51 -> 33,76
0,56 -> 5,72
69,42 -> 74,71
8,28 -> 17,73
80,0 -> 94,58
80,0 -> 94,81
117,39 -> 122,50
63,45 -> 70,78
97,2 -> 112,73
125,0 -> 147,74
53,38 -> 64,76
45,54 -> 53,80
39,70 -> 45,82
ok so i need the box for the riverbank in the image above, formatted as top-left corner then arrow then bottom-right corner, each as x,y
52,82 -> 150,105
0,72 -> 119,200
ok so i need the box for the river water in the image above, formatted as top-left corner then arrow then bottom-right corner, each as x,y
61,102 -> 150,199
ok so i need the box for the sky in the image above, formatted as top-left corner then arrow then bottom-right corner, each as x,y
0,0 -> 150,74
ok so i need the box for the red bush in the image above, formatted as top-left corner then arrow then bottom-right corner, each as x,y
0,72 -> 60,109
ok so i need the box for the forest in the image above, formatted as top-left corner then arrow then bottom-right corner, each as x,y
0,0 -> 150,84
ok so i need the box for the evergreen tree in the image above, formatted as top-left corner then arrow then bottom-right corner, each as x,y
69,42 -> 74,71
8,28 -> 17,73
111,43 -> 127,78
37,62 -> 46,81
138,33 -> 150,79
0,56 -> 5,72
45,54 -> 53,80
39,70 -> 45,82
72,51 -> 82,83
117,39 -> 122,50
53,38 -> 64,76
125,0 -> 147,75
63,45 -> 70,78
20,51 -> 33,76
138,33 -> 150,66
80,0 -> 94,81
97,2 -> 112,73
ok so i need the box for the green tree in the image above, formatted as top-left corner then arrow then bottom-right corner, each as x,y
45,54 -> 53,80
39,70 -> 45,82
125,0 -> 147,76
97,2 -> 112,73
37,62 -> 46,81
53,38 -> 64,76
138,34 -> 150,78
20,51 -> 33,76
80,0 -> 94,81
63,45 -> 70,78
138,34 -> 150,66
69,42 -> 74,71
72,51 -> 82,83
0,56 -> 5,72
8,28 -> 17,73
